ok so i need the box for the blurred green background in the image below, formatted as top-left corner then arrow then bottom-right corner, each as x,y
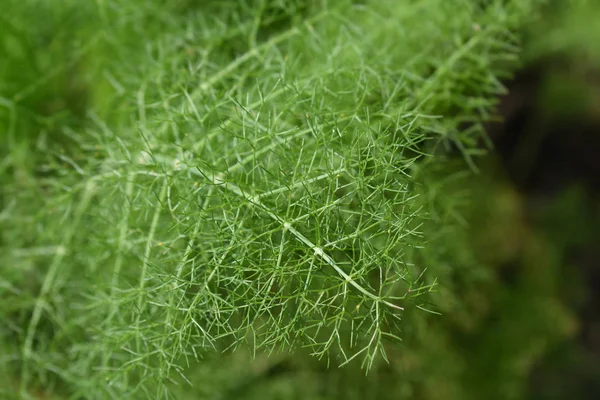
1,0 -> 599,399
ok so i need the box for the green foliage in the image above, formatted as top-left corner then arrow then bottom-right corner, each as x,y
1,0 -> 545,398
526,0 -> 600,62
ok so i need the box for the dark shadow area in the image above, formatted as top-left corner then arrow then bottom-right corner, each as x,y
489,61 -> 600,399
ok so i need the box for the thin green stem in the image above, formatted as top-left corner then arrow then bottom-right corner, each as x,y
20,181 -> 96,397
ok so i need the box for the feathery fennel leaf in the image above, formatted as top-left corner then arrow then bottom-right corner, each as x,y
0,0 -> 542,397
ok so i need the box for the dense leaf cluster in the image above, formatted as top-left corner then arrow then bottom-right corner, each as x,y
1,0 -> 541,397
